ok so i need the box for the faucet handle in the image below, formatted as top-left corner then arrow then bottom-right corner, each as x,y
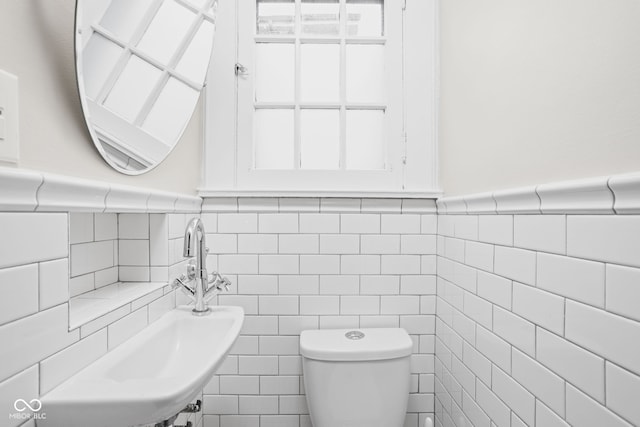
207,271 -> 220,286
172,274 -> 188,289
172,274 -> 195,299
207,271 -> 232,292
216,277 -> 231,292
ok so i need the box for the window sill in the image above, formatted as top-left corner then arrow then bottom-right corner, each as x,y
198,188 -> 442,199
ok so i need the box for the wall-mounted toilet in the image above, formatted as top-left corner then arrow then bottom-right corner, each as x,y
300,328 -> 412,427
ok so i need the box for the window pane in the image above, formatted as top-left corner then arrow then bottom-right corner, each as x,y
301,109 -> 340,169
300,44 -> 340,103
137,0 -> 196,65
257,0 -> 295,35
184,0 -> 209,9
175,19 -> 215,83
142,77 -> 200,145
346,0 -> 383,36
255,109 -> 294,169
82,34 -> 123,100
346,44 -> 385,103
346,110 -> 385,169
255,43 -> 295,103
104,55 -> 162,122
301,0 -> 340,36
100,0 -> 154,42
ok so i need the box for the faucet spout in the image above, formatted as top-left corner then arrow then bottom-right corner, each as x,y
184,218 -> 205,259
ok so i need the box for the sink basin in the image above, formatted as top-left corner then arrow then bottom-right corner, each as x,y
40,305 -> 244,427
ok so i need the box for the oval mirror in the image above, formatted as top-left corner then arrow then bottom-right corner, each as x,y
75,0 -> 217,174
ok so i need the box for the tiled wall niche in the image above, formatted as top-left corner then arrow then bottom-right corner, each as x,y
199,198 -> 438,427
69,213 -> 124,297
69,212 -> 207,291
434,210 -> 640,427
67,212 -> 202,329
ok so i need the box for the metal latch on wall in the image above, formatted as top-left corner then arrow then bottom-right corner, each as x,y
235,63 -> 248,76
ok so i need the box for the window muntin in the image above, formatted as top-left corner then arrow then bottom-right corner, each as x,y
253,0 -> 387,172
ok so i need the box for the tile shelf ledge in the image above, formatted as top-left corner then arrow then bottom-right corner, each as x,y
69,282 -> 168,330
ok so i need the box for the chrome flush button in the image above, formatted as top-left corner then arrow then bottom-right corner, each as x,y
345,330 -> 365,340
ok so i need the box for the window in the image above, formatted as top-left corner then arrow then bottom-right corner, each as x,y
203,0 -> 439,196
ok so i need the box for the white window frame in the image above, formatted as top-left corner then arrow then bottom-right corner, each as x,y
201,0 -> 440,198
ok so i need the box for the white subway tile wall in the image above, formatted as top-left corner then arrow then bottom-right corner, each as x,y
69,213 -> 118,296
202,198 -> 437,427
435,213 -> 640,427
0,212 -> 202,427
6,190 -> 640,427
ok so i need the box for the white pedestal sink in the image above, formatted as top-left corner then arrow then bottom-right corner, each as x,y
39,305 -> 244,427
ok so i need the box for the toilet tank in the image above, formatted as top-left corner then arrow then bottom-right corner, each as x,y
300,328 -> 412,427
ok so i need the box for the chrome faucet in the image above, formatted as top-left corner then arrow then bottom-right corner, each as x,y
172,217 -> 231,315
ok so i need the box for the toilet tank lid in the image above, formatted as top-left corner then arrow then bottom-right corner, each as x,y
300,328 -> 413,361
